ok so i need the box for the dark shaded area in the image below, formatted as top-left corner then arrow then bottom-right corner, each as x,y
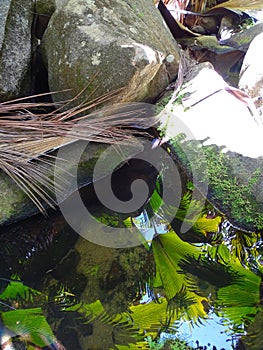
30,7 -> 53,102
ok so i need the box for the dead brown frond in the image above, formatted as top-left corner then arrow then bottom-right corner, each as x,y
160,0 -> 190,22
0,92 -> 157,213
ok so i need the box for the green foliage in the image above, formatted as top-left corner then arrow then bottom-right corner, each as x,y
2,177 -> 263,349
239,17 -> 256,30
174,189 -> 222,236
0,280 -> 41,305
151,230 -> 208,324
146,176 -> 222,239
145,335 -> 193,350
203,149 -> 263,229
130,297 -> 172,339
0,280 -> 55,347
155,92 -> 173,114
166,130 -> 263,231
2,308 -> 56,347
216,264 -> 261,332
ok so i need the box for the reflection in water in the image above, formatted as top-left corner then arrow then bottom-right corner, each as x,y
0,177 -> 263,349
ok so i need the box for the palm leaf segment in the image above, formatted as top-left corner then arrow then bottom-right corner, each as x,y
152,230 -> 208,324
0,97 -> 156,212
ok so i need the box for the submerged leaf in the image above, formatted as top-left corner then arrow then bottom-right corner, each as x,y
217,268 -> 261,327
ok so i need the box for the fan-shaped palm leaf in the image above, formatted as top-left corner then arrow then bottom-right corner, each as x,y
216,262 -> 261,327
1,308 -> 59,348
151,230 -> 207,323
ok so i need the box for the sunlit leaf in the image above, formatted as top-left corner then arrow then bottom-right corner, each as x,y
130,297 -> 169,337
206,242 -> 232,264
0,281 -> 41,304
2,308 -> 56,347
192,215 -> 222,236
151,231 -> 207,323
152,231 -> 199,284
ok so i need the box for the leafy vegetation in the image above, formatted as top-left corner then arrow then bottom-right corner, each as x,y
145,335 -> 193,350
1,178 -> 263,349
201,148 -> 263,229
0,279 -> 57,348
2,1 -> 263,347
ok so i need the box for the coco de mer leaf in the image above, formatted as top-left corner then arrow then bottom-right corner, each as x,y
0,280 -> 41,304
151,231 -> 207,323
216,263 -> 261,326
1,308 -> 56,348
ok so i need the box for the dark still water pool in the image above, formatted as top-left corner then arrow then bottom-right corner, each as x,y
1,176 -> 263,350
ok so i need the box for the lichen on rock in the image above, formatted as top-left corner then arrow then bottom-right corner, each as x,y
0,0 -> 35,101
41,0 -> 180,107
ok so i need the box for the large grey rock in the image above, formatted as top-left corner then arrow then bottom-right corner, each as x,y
221,21 -> 263,52
159,61 -> 263,232
239,31 -> 263,111
0,142 -> 109,226
36,0 -> 55,15
41,0 -> 180,106
0,0 -> 34,101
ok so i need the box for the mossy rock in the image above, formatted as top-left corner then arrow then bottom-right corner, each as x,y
0,142 -> 109,226
168,138 -> 263,231
159,61 -> 263,232
41,0 -> 179,107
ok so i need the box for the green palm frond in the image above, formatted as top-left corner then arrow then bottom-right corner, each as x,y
1,308 -> 57,348
130,297 -> 175,338
216,263 -> 261,327
229,231 -> 261,266
205,242 -> 233,264
151,230 -> 208,323
179,255 -> 242,289
203,228 -> 263,271
167,286 -> 207,326
167,286 -> 196,317
152,230 -> 199,297
53,284 -> 78,309
67,299 -> 165,348
148,176 -> 164,215
147,183 -> 222,239
242,310 -> 263,350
